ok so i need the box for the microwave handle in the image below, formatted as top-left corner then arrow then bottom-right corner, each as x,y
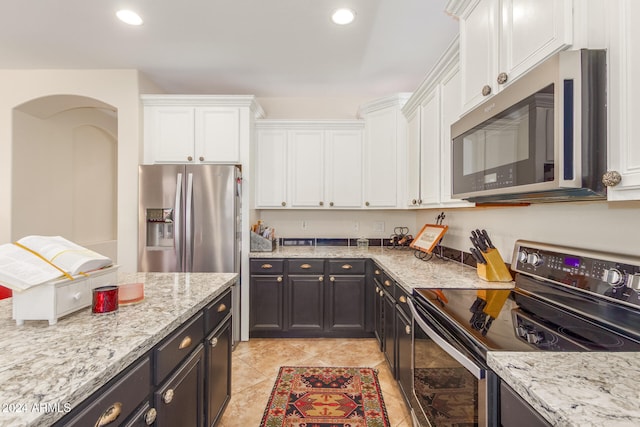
408,298 -> 484,379
558,50 -> 583,188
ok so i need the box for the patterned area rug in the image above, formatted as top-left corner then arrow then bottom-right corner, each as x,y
260,366 -> 390,427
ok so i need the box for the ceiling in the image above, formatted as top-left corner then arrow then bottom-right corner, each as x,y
0,0 -> 459,98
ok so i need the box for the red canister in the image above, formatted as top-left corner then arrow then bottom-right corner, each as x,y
92,286 -> 119,314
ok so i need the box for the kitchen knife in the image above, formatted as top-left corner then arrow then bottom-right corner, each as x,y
470,235 -> 488,252
481,229 -> 495,249
470,247 -> 487,264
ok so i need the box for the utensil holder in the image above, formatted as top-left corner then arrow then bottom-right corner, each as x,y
250,231 -> 276,252
477,248 -> 513,282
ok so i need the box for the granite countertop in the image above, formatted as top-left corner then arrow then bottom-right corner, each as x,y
489,352 -> 640,426
251,246 -> 640,426
250,246 -> 515,291
0,272 -> 237,427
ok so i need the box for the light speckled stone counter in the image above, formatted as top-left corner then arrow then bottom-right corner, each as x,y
250,246 -> 514,291
489,352 -> 640,426
0,272 -> 237,427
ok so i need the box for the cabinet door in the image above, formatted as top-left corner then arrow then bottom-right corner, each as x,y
255,129 -> 288,208
364,108 -> 399,207
155,345 -> 205,427
405,109 -> 421,207
249,275 -> 284,332
499,0 -> 572,85
460,0 -> 498,112
205,318 -> 232,427
418,87 -> 441,206
382,290 -> 396,377
396,307 -> 412,404
287,274 -> 324,331
325,130 -> 363,208
196,107 -> 240,163
289,130 -> 325,207
372,269 -> 384,350
326,275 -> 366,333
149,106 -> 196,163
440,66 -> 474,207
607,0 -> 640,200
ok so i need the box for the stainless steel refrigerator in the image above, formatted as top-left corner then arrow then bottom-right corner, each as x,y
138,164 -> 241,344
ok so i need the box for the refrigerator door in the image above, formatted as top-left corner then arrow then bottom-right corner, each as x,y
139,164 -> 185,272
186,165 -> 238,272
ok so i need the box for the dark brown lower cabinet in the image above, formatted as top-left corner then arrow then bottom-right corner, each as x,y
206,317 -> 232,427
155,344 -> 205,427
396,306 -> 412,402
326,274 -> 366,333
382,288 -> 396,375
249,274 -> 284,332
287,274 -> 324,331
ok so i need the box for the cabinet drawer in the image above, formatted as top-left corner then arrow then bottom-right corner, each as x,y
395,284 -> 411,318
55,280 -> 92,316
205,288 -> 232,335
328,259 -> 366,275
155,313 -> 204,385
250,259 -> 284,274
288,259 -> 324,274
380,272 -> 395,294
61,357 -> 151,427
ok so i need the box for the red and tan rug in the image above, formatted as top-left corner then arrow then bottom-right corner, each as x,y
260,366 -> 390,427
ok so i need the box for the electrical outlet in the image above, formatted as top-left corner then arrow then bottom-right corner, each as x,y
301,220 -> 308,230
373,221 -> 385,232
353,221 -> 359,232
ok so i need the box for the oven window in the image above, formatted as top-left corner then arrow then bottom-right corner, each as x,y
414,323 -> 479,426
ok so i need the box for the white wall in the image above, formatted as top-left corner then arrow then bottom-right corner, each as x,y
416,201 -> 640,262
257,97 -> 369,119
0,70 -> 144,271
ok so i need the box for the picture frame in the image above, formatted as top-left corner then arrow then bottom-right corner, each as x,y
410,224 -> 448,254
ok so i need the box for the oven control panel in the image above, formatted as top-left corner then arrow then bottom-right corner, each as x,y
512,240 -> 640,306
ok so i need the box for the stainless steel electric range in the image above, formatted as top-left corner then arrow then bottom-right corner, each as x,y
407,240 -> 640,427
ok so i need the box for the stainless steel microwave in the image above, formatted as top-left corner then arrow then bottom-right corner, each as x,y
451,49 -> 607,203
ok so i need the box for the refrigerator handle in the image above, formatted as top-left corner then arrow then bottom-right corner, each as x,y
174,173 -> 183,270
185,172 -> 194,272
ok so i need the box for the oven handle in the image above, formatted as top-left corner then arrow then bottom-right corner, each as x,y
408,298 -> 484,379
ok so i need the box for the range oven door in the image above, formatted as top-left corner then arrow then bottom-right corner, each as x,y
408,298 -> 489,427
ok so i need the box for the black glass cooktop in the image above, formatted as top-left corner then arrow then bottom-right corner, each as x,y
413,282 -> 640,354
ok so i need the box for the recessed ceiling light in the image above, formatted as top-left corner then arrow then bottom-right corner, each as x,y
331,8 -> 356,25
116,10 -> 143,26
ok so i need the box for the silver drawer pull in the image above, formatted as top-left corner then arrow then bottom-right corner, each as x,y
178,336 -> 192,350
144,408 -> 157,425
163,389 -> 174,404
95,402 -> 122,427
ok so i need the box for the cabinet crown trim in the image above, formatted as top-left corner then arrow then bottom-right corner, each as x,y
255,119 -> 364,130
445,0 -> 476,17
141,94 -> 265,118
357,93 -> 412,117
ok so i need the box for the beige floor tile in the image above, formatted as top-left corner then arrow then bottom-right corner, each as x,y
221,338 -> 412,426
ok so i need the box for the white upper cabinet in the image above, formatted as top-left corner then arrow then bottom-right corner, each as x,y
142,95 -> 263,165
402,38 -> 473,209
255,128 -> 288,208
606,0 -> 640,200
360,95 -> 410,208
452,0 -> 572,113
254,121 -> 364,209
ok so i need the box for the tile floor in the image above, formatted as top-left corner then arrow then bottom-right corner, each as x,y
219,338 -> 413,426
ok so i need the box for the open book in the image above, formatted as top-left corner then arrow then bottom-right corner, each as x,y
0,235 -> 113,292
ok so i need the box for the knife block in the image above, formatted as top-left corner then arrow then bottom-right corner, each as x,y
477,248 -> 513,282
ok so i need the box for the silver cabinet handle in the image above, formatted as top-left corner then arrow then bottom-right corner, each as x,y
210,337 -> 218,347
405,325 -> 411,335
319,276 -> 324,282
497,72 -> 508,85
482,85 -> 492,96
602,171 -> 622,187
199,156 -> 204,161
163,389 -> 174,404
144,408 -> 157,425
187,156 -> 193,161
276,276 -> 283,282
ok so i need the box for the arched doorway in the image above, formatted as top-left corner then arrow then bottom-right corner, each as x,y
11,95 -> 118,260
